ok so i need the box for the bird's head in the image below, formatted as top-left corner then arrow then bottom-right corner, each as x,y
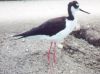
68,1 -> 90,15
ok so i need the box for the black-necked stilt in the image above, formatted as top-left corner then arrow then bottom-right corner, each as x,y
14,1 -> 90,64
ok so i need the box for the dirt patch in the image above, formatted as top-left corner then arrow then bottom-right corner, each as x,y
64,33 -> 100,73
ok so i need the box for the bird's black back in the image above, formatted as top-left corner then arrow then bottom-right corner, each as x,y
14,16 -> 67,38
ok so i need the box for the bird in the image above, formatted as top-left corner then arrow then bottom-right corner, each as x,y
13,1 -> 90,64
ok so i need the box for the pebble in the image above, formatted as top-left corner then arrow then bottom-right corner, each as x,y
25,49 -> 29,52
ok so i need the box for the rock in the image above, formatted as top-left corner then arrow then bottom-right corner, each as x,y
71,28 -> 100,47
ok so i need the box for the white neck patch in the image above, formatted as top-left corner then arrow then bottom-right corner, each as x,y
71,6 -> 78,16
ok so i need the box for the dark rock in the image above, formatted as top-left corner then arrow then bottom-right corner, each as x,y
71,28 -> 100,47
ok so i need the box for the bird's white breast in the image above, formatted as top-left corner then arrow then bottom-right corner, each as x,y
50,19 -> 77,41
65,19 -> 77,35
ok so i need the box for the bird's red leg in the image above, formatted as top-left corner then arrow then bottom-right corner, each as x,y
53,42 -> 56,64
48,42 -> 53,64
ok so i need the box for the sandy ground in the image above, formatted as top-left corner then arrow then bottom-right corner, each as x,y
0,0 -> 100,74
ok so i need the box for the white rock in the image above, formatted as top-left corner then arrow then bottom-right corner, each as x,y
57,44 -> 63,49
25,49 -> 29,52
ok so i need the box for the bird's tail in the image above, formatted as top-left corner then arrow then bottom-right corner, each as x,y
13,33 -> 26,40
13,27 -> 38,39
13,34 -> 20,37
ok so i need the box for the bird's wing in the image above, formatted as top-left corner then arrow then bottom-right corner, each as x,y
14,16 -> 67,38
37,16 -> 67,36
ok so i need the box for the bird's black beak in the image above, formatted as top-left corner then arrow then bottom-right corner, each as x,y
79,8 -> 90,14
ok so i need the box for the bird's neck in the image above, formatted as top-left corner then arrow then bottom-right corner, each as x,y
67,7 -> 75,20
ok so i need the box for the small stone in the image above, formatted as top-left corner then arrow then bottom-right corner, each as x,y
57,44 -> 63,49
25,49 -> 29,52
70,70 -> 74,73
8,50 -> 11,53
22,38 -> 25,42
10,34 -> 13,37
7,46 -> 9,49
